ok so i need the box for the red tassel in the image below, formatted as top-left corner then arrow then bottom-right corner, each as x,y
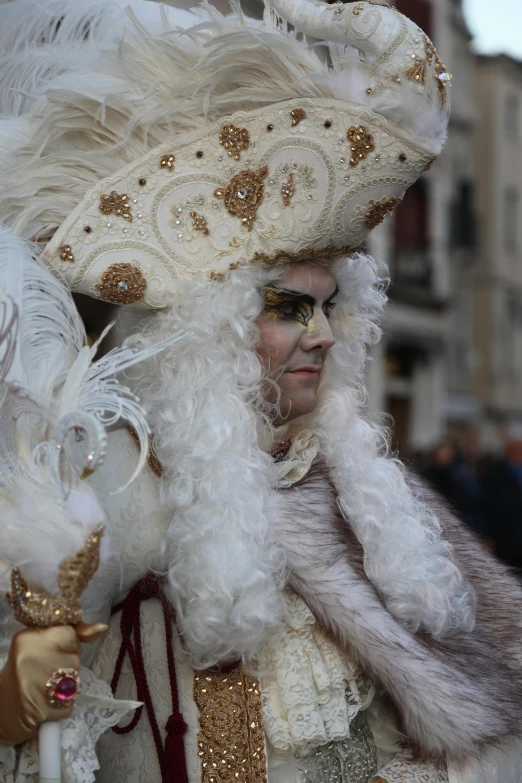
163,714 -> 189,783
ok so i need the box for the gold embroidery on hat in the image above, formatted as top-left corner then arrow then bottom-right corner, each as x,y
280,173 -> 295,206
96,263 -> 146,304
98,191 -> 132,222
290,108 -> 307,127
190,211 -> 210,236
347,126 -> 375,167
219,123 -> 251,161
423,158 -> 437,173
214,166 -> 268,231
364,196 -> 403,230
58,245 -> 75,263
159,154 -> 176,171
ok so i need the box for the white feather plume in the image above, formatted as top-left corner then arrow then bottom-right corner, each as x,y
0,226 -> 187,593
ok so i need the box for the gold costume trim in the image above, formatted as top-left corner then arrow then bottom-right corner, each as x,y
194,665 -> 267,783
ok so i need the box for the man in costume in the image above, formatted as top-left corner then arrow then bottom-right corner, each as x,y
1,1 -> 522,782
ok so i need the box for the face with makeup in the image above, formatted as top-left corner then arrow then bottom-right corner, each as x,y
255,261 -> 337,425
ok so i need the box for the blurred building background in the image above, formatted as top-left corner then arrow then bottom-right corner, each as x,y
366,0 -> 522,459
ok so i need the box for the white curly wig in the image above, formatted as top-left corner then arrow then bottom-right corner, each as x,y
115,253 -> 475,668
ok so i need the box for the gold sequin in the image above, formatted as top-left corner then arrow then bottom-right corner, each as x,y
190,211 -> 210,235
219,123 -> 251,161
214,167 -> 268,231
347,126 -> 375,167
290,108 -> 307,127
96,263 -> 147,304
280,173 -> 295,206
364,196 -> 403,229
194,665 -> 267,783
98,191 -> 133,222
58,244 -> 75,263
160,154 -> 176,171
7,525 -> 104,628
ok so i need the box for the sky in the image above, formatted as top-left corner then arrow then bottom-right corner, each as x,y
463,0 -> 522,60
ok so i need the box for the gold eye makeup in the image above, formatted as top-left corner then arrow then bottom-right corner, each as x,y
262,285 -> 338,327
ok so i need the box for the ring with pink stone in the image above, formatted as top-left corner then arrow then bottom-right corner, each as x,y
46,668 -> 81,709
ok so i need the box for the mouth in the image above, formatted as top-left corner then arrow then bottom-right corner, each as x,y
288,365 -> 322,377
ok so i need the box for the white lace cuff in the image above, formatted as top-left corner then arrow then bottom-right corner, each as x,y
374,751 -> 448,782
0,667 -> 140,783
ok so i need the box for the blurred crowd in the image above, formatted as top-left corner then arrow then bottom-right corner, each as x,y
411,438 -> 522,573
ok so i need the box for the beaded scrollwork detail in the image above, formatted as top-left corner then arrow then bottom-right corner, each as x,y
290,108 -> 307,127
7,525 -> 104,627
59,244 -> 75,263
364,195 -> 403,229
98,191 -> 133,222
214,166 -> 268,231
347,127 -> 375,167
190,210 -> 210,235
281,173 -> 295,206
194,665 -> 267,783
96,262 -> 147,304
159,154 -> 176,171
219,123 -> 251,160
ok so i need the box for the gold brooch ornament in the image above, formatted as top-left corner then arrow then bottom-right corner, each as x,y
290,108 -> 307,127
58,245 -> 75,263
347,126 -> 375,167
281,173 -> 295,206
219,123 -> 251,160
98,191 -> 133,222
190,210 -> 210,235
7,525 -> 104,628
96,263 -> 147,304
364,196 -> 403,230
214,166 -> 269,231
159,154 -> 176,171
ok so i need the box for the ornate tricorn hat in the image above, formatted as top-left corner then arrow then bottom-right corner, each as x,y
43,0 -> 450,309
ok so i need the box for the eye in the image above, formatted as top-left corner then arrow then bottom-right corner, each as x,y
323,300 -> 337,318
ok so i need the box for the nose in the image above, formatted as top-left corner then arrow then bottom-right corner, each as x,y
300,310 -> 335,354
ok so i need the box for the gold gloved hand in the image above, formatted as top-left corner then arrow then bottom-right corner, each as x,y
0,622 -> 107,746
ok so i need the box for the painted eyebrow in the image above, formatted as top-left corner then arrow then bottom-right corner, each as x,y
275,286 -> 339,305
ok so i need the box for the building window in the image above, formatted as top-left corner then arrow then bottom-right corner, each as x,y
393,180 -> 432,287
505,94 -> 519,141
504,188 -> 519,253
394,0 -> 432,38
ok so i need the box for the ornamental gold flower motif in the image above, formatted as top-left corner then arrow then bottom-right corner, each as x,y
219,123 -> 251,161
364,196 -> 403,230
98,191 -> 132,222
159,153 -> 176,171
214,166 -> 269,231
96,263 -> 147,304
347,126 -> 375,167
58,244 -> 75,263
290,108 -> 307,127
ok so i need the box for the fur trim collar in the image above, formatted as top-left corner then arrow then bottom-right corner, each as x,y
268,461 -> 522,762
